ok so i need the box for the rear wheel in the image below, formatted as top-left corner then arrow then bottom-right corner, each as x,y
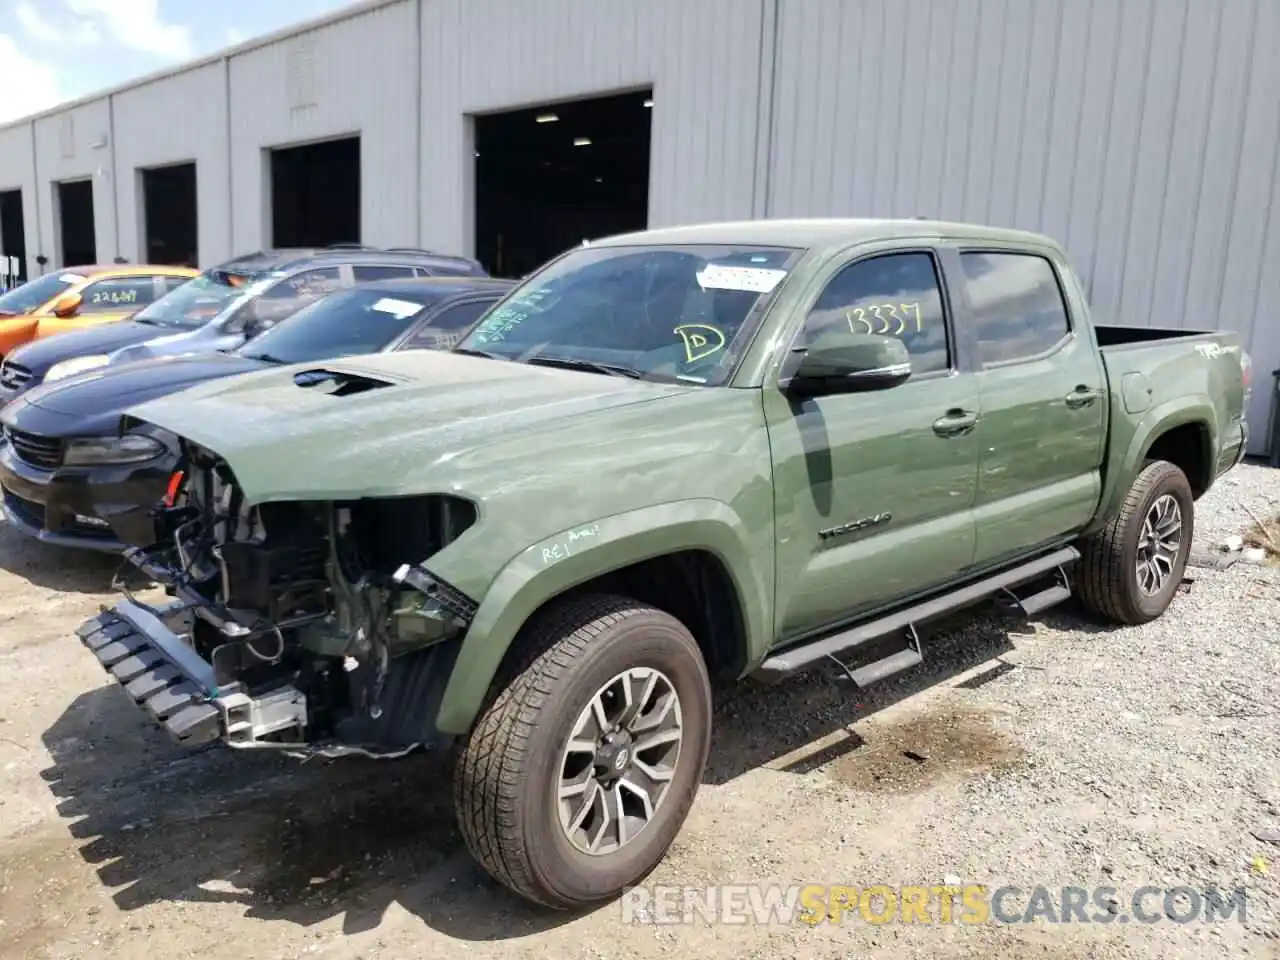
454,594 -> 712,908
1076,459 -> 1194,625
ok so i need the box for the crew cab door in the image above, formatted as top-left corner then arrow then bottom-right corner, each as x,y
947,246 -> 1107,569
763,246 -> 981,642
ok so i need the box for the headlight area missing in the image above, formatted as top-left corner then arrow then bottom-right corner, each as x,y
131,450 -> 482,752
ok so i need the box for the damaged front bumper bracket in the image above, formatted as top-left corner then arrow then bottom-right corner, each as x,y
77,601 -> 228,747
77,597 -> 308,750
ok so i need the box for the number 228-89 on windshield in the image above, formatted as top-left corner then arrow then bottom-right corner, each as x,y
846,302 -> 922,336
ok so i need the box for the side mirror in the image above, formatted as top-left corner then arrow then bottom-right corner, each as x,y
237,298 -> 293,336
52,293 -> 82,318
783,332 -> 912,398
243,316 -> 278,339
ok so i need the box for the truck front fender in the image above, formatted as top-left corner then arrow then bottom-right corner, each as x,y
1088,396 -> 1217,535
433,498 -> 771,735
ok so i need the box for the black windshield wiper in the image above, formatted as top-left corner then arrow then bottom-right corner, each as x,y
249,353 -> 289,365
523,355 -> 645,379
453,347 -> 506,361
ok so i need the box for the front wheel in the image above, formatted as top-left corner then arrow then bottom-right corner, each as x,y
454,594 -> 712,908
1076,459 -> 1194,625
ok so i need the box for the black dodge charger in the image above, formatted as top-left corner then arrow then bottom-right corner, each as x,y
0,276 -> 513,551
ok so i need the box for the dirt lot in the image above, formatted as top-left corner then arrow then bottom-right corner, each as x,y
2,466 -> 1280,960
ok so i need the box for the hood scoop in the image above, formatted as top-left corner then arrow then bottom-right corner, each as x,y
292,368 -> 395,397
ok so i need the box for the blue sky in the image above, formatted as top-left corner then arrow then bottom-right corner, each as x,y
0,0 -> 360,123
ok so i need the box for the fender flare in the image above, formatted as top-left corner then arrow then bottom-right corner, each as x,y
433,498 -> 770,735
1090,396 -> 1217,533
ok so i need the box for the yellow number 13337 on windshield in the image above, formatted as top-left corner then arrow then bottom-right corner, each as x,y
846,302 -> 923,335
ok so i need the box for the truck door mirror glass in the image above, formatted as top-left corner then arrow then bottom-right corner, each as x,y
783,332 -> 912,398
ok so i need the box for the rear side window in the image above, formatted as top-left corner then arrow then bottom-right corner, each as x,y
353,265 -> 417,282
960,252 -> 1071,365
802,251 -> 951,375
415,264 -> 474,278
77,276 -> 164,313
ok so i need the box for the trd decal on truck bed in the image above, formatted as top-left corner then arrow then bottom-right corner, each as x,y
818,512 -> 892,541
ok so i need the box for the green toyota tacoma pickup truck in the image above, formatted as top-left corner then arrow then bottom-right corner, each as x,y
74,218 -> 1250,909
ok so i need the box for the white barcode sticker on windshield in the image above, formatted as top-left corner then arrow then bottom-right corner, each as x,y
695,264 -> 787,294
371,297 -> 423,319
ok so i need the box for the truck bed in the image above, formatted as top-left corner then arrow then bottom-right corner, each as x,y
1095,323 -> 1248,505
1093,323 -> 1230,349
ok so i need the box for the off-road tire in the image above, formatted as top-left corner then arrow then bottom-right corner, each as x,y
454,593 -> 712,909
1076,459 -> 1194,625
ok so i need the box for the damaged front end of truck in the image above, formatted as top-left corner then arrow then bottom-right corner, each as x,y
77,429 -> 481,759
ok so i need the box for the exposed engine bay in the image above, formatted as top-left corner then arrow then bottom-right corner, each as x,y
119,439 -> 480,757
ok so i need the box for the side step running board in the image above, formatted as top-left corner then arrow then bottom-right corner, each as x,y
754,545 -> 1079,685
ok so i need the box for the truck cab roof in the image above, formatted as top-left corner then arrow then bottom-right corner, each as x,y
592,217 -> 1062,253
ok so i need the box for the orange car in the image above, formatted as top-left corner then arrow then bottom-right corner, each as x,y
0,264 -> 199,356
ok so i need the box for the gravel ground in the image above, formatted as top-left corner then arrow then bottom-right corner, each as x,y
2,464 -> 1279,960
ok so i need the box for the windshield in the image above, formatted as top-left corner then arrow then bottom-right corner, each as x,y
0,271 -> 82,315
455,244 -> 803,385
237,287 -> 433,365
131,269 -> 267,328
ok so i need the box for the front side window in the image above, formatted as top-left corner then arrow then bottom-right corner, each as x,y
259,266 -> 343,301
132,268 -> 270,329
77,276 -> 164,313
456,244 -> 804,385
237,287 -> 433,365
801,252 -> 951,375
960,252 -> 1071,365
159,276 -> 193,295
234,266 -> 344,329
408,298 -> 496,349
0,271 -> 81,315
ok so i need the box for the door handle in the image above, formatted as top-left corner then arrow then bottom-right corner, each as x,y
1065,385 -> 1101,408
932,408 -> 979,437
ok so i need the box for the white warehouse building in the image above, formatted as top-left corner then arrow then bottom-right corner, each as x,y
0,0 -> 1277,451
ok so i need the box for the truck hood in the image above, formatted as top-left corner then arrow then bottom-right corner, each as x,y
124,350 -> 697,504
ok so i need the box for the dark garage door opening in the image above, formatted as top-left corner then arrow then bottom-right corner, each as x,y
142,162 -> 198,266
0,190 -> 26,286
271,136 -> 360,249
57,179 -> 96,267
474,88 -> 652,278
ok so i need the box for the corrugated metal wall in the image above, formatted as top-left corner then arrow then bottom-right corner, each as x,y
0,122 -> 39,274
418,0 -> 768,255
228,0 -> 420,253
766,0 -> 1280,447
0,0 -> 1276,446
113,63 -> 229,265
31,98 -> 117,267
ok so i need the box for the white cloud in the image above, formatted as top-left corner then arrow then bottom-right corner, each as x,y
0,33 -> 63,123
67,0 -> 193,60
226,27 -> 246,46
15,2 -> 100,46
15,3 -> 61,42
